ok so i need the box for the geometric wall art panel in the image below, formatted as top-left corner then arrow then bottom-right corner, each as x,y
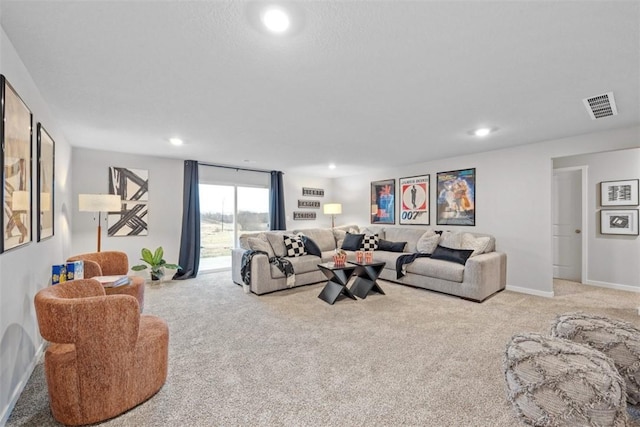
108,167 -> 148,236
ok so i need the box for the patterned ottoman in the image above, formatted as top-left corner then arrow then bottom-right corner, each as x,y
552,312 -> 640,405
504,333 -> 627,426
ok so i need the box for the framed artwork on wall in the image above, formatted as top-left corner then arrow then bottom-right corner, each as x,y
600,209 -> 639,235
37,124 -> 55,241
600,179 -> 639,206
1,75 -> 33,252
107,167 -> 149,236
399,174 -> 430,225
436,168 -> 475,226
371,179 -> 395,224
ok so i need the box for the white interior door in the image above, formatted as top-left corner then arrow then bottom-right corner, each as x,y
553,169 -> 582,281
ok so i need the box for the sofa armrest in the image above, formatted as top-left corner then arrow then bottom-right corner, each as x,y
464,251 -> 507,291
231,248 -> 272,292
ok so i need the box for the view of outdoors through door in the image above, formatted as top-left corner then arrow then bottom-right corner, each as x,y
199,184 -> 269,271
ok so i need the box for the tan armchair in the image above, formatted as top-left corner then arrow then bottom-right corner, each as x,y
34,279 -> 169,425
67,251 -> 144,311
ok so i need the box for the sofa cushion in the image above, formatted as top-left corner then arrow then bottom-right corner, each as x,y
295,228 -> 337,252
383,227 -> 427,252
265,231 -> 289,257
238,232 -> 264,250
377,239 -> 406,252
341,233 -> 365,251
416,232 -> 440,254
461,233 -> 491,257
405,257 -> 465,282
284,235 -> 307,257
431,245 -> 473,265
270,254 -> 319,278
247,236 -> 275,258
360,234 -> 379,251
300,235 -> 322,257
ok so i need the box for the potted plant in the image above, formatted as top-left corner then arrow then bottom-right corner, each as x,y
131,246 -> 180,281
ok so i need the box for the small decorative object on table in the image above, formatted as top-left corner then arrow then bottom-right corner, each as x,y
333,250 -> 347,267
365,251 -> 373,264
131,246 -> 180,281
356,250 -> 364,263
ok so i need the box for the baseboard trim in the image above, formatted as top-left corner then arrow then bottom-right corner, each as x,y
0,341 -> 45,426
583,279 -> 640,293
506,285 -> 554,298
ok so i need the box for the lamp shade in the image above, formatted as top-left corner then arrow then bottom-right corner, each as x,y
78,194 -> 121,212
12,191 -> 29,211
323,203 -> 342,215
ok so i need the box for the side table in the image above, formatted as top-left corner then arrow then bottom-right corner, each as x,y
103,276 -> 145,312
349,261 -> 386,299
317,262 -> 357,305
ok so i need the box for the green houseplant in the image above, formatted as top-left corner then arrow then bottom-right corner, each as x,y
131,246 -> 180,281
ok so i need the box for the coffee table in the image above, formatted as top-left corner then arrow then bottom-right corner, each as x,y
348,261 -> 386,299
317,262 -> 357,305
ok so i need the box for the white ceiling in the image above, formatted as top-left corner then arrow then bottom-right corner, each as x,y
1,1 -> 638,177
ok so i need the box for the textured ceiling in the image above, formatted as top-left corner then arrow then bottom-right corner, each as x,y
1,1 -> 638,177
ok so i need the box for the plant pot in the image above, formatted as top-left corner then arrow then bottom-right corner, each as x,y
150,271 -> 162,281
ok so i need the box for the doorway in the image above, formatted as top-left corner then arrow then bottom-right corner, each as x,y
552,167 -> 587,282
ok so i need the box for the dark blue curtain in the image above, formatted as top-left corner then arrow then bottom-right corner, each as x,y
173,160 -> 200,280
269,171 -> 286,230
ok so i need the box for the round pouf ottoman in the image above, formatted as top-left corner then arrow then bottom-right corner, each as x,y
552,312 -> 640,405
503,333 -> 627,426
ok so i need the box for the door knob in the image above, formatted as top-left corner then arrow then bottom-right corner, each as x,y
575,229 -> 581,234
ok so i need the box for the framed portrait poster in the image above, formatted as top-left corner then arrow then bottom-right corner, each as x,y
371,179 -> 395,224
1,75 -> 33,252
436,168 -> 475,226
37,124 -> 55,241
600,179 -> 639,206
399,174 -> 430,225
600,209 -> 639,235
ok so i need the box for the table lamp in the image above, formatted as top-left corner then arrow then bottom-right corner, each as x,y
78,194 -> 121,252
323,203 -> 342,229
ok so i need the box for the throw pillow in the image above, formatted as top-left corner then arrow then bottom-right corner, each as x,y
461,233 -> 490,257
430,245 -> 473,265
247,236 -> 275,258
341,232 -> 365,251
300,235 -> 322,257
416,233 -> 440,254
439,231 -> 463,249
283,235 -> 307,257
360,234 -> 379,251
377,239 -> 406,252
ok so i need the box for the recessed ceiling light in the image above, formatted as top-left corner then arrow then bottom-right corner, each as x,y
169,138 -> 183,146
329,163 -> 336,169
262,7 -> 290,33
474,128 -> 491,137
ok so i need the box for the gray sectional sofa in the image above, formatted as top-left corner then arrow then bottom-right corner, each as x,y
231,225 -> 507,302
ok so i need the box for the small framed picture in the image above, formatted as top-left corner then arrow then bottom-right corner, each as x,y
600,209 -> 639,235
600,179 -> 639,206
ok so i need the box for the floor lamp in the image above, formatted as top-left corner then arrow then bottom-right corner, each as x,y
323,203 -> 342,229
78,194 -> 121,252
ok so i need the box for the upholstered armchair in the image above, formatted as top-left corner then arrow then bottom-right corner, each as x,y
67,251 -> 145,311
34,279 -> 169,426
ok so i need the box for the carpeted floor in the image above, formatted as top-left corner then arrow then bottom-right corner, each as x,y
7,274 -> 640,426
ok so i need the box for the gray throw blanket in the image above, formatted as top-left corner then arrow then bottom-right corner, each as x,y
241,250 -> 295,287
396,253 -> 431,279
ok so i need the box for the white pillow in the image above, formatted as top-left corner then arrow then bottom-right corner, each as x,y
416,231 -> 440,254
247,236 -> 275,258
439,231 -> 463,249
461,233 -> 491,257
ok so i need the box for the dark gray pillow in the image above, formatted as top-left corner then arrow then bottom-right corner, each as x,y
341,233 -> 365,251
377,239 -> 406,252
301,235 -> 322,257
431,245 -> 473,265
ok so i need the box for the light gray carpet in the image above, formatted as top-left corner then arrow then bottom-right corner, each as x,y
7,274 -> 640,426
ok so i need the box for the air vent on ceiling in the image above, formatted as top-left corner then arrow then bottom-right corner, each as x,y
583,91 -> 618,120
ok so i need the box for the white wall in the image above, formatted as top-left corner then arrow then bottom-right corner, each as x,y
334,126 -> 640,297
0,28 -> 73,424
71,148 -> 184,268
554,148 -> 640,290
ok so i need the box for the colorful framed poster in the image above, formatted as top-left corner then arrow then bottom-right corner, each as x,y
108,167 -> 149,236
600,209 -> 638,235
399,175 -> 430,225
436,168 -> 476,226
1,75 -> 33,252
371,179 -> 395,224
600,179 -> 639,206
37,124 -> 55,241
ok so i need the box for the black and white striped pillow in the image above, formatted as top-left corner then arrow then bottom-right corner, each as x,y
360,234 -> 379,251
283,235 -> 307,257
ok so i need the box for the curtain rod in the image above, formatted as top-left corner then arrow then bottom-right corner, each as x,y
197,161 -> 276,174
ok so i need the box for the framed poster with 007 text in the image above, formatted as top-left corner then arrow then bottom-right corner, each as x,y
399,174 -> 430,225
37,123 -> 55,241
600,209 -> 639,235
371,179 -> 395,224
600,179 -> 639,206
436,168 -> 475,226
1,75 -> 33,252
